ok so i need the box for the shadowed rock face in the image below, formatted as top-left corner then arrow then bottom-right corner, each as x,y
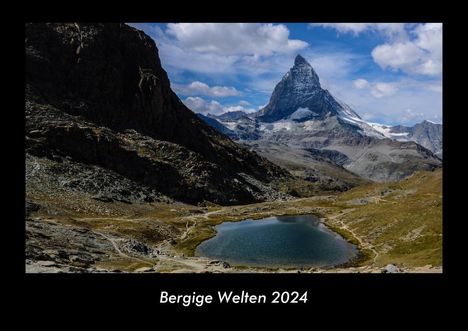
25,23 -> 291,205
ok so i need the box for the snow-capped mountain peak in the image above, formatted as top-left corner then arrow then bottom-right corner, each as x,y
257,55 -> 325,122
198,55 -> 442,167
289,54 -> 321,90
294,54 -> 309,66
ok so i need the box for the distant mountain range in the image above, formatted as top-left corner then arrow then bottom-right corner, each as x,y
207,112 -> 443,158
386,120 -> 442,158
198,55 -> 442,182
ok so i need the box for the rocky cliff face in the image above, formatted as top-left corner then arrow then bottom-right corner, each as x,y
390,121 -> 442,158
257,55 -> 358,122
25,23 -> 291,205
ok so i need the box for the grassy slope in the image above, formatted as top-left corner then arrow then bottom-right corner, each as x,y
176,169 -> 442,268
329,169 -> 442,266
27,162 -> 442,271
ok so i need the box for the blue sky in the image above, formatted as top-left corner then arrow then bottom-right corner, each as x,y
129,23 -> 442,126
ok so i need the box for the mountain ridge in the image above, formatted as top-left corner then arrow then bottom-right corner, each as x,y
198,54 -> 441,182
387,120 -> 442,157
25,23 -> 292,205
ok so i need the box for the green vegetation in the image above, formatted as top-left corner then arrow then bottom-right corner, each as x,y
321,222 -> 374,267
274,178 -> 336,197
174,226 -> 217,257
331,169 -> 442,267
28,167 -> 442,272
176,169 -> 442,269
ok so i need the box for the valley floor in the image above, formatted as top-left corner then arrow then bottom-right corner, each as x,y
25,170 -> 442,273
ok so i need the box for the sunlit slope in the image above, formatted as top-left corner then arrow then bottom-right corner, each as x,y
330,169 -> 442,267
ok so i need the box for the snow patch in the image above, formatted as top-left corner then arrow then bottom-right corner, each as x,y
288,107 -> 317,120
222,121 -> 239,131
368,122 -> 391,136
259,119 -> 301,132
366,122 -> 411,141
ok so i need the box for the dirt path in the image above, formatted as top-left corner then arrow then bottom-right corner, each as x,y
326,209 -> 380,264
155,254 -> 209,272
180,219 -> 197,240
94,231 -> 154,267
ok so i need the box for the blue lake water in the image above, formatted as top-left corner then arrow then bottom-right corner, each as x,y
195,214 -> 358,268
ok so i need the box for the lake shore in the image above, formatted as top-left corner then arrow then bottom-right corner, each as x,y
26,171 -> 442,273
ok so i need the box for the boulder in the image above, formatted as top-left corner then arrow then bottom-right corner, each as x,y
382,264 -> 399,273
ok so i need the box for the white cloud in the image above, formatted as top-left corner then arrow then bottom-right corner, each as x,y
128,24 -> 237,75
372,42 -> 424,72
353,78 -> 370,89
239,100 -> 251,106
313,23 -> 372,35
182,97 -> 256,115
158,41 -> 238,75
329,79 -> 442,126
166,23 -> 308,56
370,82 -> 399,98
173,81 -> 241,97
353,79 -> 398,98
311,23 -> 442,77
223,105 -> 257,114
182,97 -> 224,115
414,23 -> 443,55
305,52 -> 366,90
310,23 -> 407,40
371,23 -> 442,76
131,23 -> 307,77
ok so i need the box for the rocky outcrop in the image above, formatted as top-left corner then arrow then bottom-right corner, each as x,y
196,113 -> 237,139
25,23 -> 291,205
304,148 -> 350,167
257,55 -> 353,122
204,112 -> 260,140
390,120 -> 442,157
